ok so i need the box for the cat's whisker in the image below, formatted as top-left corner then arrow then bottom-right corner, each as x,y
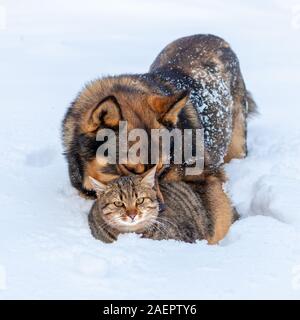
156,216 -> 177,228
149,222 -> 163,236
152,220 -> 172,239
95,220 -> 110,230
157,216 -> 183,237
160,218 -> 182,239
145,218 -> 160,232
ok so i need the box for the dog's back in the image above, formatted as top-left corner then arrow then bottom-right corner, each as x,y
149,34 -> 256,170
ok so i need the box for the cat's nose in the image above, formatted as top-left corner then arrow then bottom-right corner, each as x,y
126,210 -> 137,221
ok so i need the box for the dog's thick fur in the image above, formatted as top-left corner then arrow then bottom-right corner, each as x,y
62,34 -> 256,243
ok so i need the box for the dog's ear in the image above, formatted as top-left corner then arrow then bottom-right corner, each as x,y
162,94 -> 189,125
85,96 -> 121,132
147,92 -> 189,126
89,176 -> 107,194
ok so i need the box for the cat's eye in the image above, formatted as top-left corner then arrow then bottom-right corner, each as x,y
136,198 -> 144,205
114,201 -> 123,207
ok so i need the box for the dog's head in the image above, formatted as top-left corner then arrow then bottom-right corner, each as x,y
77,76 -> 189,185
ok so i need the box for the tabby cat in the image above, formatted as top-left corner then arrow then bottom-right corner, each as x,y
88,166 -> 218,244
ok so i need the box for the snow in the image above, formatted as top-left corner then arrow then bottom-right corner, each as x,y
1,0 -> 300,299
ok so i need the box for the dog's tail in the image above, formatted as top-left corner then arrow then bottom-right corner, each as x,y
246,91 -> 258,117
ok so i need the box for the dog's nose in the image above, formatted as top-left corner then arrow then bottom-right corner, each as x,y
124,163 -> 145,174
126,210 -> 137,221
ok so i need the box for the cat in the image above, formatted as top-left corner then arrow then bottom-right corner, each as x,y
88,166 -> 221,244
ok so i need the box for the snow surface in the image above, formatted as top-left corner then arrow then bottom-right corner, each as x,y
1,0 -> 300,299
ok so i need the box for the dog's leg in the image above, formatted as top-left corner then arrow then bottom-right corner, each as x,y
197,173 -> 235,244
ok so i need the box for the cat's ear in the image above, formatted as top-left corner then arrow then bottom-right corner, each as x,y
89,176 -> 107,194
141,165 -> 157,188
84,96 -> 121,132
147,91 -> 189,125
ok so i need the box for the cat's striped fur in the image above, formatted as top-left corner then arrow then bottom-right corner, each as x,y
142,182 -> 213,243
88,178 -> 221,244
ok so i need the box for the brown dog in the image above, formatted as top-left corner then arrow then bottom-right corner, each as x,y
62,34 -> 256,243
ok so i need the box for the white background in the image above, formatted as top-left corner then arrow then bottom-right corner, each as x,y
0,0 -> 300,299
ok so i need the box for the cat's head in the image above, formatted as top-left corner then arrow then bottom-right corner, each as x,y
89,166 -> 159,233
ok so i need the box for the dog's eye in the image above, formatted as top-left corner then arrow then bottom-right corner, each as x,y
114,201 -> 123,207
136,198 -> 144,205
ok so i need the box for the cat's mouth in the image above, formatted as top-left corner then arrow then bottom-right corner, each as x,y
119,218 -> 152,232
107,215 -> 157,233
